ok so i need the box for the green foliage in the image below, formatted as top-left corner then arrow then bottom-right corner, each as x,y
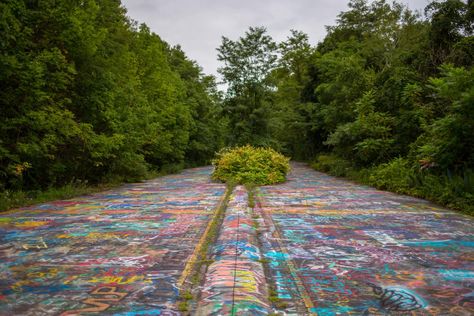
0,180 -> 117,212
0,0 -> 225,202
212,146 -> 290,185
267,0 -> 474,215
217,27 -> 277,146
269,30 -> 319,159
368,158 -> 418,193
413,64 -> 474,170
426,0 -> 473,66
368,158 -> 474,215
312,155 -> 474,215
2,0 -> 473,216
311,154 -> 353,177
325,90 -> 395,166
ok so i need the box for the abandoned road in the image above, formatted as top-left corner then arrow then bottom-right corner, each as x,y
0,164 -> 473,315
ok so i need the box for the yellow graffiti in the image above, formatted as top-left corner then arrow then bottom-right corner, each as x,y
88,275 -> 152,284
375,270 -> 426,287
234,270 -> 258,292
11,280 -> 31,292
27,268 -> 58,279
85,232 -> 126,240
233,293 -> 264,304
56,232 -> 127,240
15,221 -> 49,228
56,234 -> 72,239
63,276 -> 79,285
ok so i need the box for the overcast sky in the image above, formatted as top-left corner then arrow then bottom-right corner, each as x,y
121,0 -> 430,80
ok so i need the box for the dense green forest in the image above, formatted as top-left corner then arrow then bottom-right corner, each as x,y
1,0 -> 473,213
217,0 -> 473,213
0,0 -> 226,197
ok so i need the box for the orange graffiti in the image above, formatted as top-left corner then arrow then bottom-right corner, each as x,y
62,286 -> 127,315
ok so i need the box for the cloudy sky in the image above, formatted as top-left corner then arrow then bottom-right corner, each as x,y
121,0 -> 430,80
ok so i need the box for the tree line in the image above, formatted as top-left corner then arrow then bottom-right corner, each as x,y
218,0 -> 473,213
1,0 -> 226,192
1,0 -> 473,213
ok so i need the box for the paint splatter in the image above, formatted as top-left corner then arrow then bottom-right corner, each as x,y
0,167 -> 225,315
196,186 -> 270,315
256,162 -> 474,314
1,163 -> 473,315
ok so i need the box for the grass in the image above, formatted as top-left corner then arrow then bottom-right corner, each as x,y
268,288 -> 288,309
257,258 -> 270,264
177,301 -> 189,312
177,181 -> 235,312
191,182 -> 235,286
0,181 -> 120,212
312,154 -> 474,216
0,166 -> 186,213
245,183 -> 256,208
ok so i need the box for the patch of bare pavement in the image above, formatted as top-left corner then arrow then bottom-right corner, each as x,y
0,163 -> 473,315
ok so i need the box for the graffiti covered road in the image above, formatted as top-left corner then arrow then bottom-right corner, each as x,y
1,163 -> 473,315
0,167 -> 226,315
257,163 -> 474,315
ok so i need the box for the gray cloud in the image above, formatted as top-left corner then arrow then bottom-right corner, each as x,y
121,0 -> 431,80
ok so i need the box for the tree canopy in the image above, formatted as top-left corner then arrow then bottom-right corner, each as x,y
1,0 -> 472,213
216,0 -> 473,212
0,0 -> 225,191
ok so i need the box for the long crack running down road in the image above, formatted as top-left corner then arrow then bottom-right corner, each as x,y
0,163 -> 473,315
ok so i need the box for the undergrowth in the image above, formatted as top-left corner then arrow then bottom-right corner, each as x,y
0,167 -> 182,212
312,154 -> 474,216
0,181 -> 118,212
192,182 -> 234,285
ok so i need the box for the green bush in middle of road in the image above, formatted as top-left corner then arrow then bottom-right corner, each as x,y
212,145 -> 290,185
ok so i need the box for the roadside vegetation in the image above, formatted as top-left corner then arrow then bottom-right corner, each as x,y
215,0 -> 473,215
0,181 -> 107,211
0,0 -> 225,210
313,155 -> 474,215
1,0 -> 473,215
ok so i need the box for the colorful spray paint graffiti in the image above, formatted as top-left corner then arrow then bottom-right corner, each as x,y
256,162 -> 474,315
0,167 -> 225,315
196,186 -> 270,315
1,162 -> 473,315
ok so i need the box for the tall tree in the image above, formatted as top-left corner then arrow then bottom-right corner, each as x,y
426,0 -> 474,68
217,27 -> 277,146
0,0 -> 225,192
270,30 -> 319,159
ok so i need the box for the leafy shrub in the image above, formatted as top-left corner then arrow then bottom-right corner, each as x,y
311,154 -> 352,177
418,170 -> 474,215
367,158 -> 474,214
312,154 -> 473,216
367,158 -> 418,194
212,145 -> 290,185
413,65 -> 474,171
324,90 -> 395,166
